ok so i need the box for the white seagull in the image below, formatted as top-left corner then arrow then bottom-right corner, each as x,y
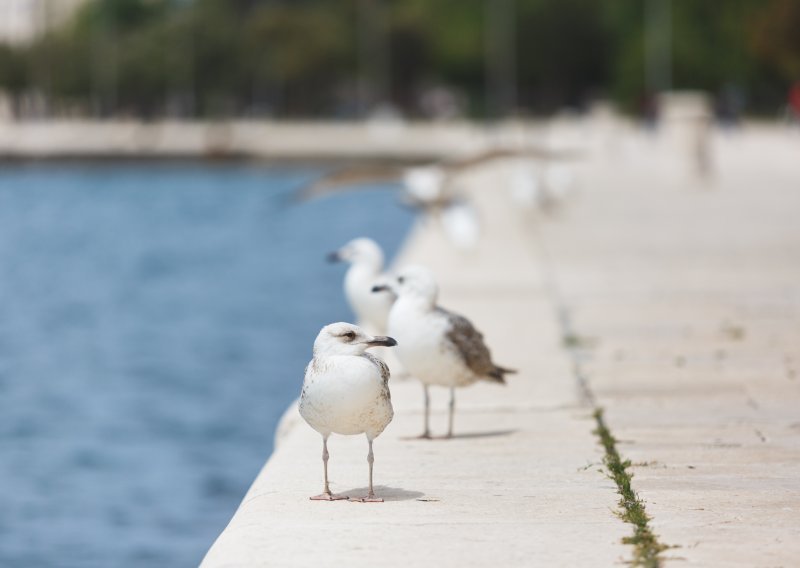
292,147 -> 580,205
372,266 -> 515,438
327,238 -> 395,334
297,162 -> 480,249
509,161 -> 577,215
294,147 -> 580,250
299,322 -> 397,502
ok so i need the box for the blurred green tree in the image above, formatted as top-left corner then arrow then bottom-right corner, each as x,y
0,0 -> 797,118
750,0 -> 800,80
516,0 -> 613,112
245,1 -> 354,116
0,44 -> 28,101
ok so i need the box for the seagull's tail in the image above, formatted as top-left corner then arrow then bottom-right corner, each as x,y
487,365 -> 517,384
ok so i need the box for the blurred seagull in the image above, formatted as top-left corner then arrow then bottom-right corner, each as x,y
373,266 -> 515,438
542,162 -> 578,206
509,157 -> 580,215
509,161 -> 543,209
294,147 -> 581,247
293,147 -> 579,206
327,238 -> 395,334
437,196 -> 481,250
299,323 -> 397,502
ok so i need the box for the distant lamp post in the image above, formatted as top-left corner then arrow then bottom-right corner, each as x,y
357,0 -> 390,117
485,0 -> 516,120
645,0 -> 671,94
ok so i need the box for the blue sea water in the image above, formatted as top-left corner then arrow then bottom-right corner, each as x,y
0,163 -> 414,567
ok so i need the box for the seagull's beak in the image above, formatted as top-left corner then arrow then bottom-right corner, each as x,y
366,336 -> 397,348
371,284 -> 391,293
326,251 -> 343,263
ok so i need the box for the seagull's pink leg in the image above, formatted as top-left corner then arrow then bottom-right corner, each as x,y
350,438 -> 383,503
310,436 -> 347,501
416,384 -> 432,439
446,387 -> 455,438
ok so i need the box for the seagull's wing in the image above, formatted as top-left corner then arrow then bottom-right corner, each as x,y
444,147 -> 583,173
363,353 -> 391,389
293,164 -> 405,202
437,307 -> 515,383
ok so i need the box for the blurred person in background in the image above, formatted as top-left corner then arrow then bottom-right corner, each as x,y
787,81 -> 800,125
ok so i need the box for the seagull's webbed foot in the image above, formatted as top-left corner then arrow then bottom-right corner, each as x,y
416,432 -> 433,440
310,492 -> 348,501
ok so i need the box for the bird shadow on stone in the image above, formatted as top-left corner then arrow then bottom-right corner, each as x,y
340,485 -> 424,502
448,429 -> 517,439
400,429 -> 517,441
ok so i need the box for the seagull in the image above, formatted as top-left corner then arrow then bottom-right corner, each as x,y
509,161 -> 543,209
293,147 -> 581,249
508,161 -> 577,215
372,266 -> 515,438
327,238 -> 395,334
293,147 -> 581,206
299,322 -> 397,502
437,196 -> 481,250
295,161 -> 480,248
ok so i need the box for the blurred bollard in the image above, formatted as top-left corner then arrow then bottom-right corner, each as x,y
588,100 -> 622,157
659,91 -> 714,181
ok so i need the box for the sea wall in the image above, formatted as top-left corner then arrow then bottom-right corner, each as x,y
0,119 -> 545,161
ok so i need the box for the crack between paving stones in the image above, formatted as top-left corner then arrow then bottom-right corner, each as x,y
531,225 -> 670,568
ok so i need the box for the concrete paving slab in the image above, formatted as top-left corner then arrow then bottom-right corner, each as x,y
204,123 -> 800,567
541,127 -> 800,565
202,158 -> 628,566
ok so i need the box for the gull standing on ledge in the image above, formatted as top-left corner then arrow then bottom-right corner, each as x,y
373,266 -> 515,438
327,238 -> 395,335
299,322 -> 397,502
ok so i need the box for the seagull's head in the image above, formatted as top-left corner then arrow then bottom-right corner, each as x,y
327,237 -> 384,270
313,322 -> 397,357
372,265 -> 438,307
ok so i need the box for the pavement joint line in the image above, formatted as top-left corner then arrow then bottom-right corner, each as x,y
593,409 -> 670,568
530,225 -> 595,406
531,225 -> 669,567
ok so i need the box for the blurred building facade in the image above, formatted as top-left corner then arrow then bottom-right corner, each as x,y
0,0 -> 85,45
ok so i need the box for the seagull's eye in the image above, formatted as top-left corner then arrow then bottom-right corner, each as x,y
397,276 -> 405,284
343,331 -> 356,341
